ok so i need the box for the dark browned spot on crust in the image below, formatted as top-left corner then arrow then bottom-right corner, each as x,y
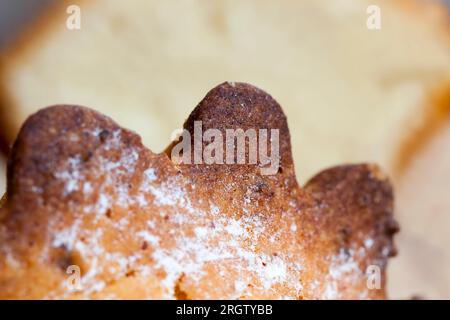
174,274 -> 189,300
125,270 -> 136,278
52,245 -> 86,275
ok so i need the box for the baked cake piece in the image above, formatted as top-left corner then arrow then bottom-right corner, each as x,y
0,0 -> 448,183
0,83 -> 397,299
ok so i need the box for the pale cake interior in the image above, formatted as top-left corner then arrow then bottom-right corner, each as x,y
389,117 -> 450,299
1,0 -> 449,183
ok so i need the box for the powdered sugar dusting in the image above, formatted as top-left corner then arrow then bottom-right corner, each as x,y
54,156 -> 83,195
323,248 -> 364,299
149,202 -> 303,298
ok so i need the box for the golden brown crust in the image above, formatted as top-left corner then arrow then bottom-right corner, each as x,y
305,164 -> 398,259
0,82 -> 397,299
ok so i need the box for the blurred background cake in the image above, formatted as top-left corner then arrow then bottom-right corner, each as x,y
0,0 -> 449,298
